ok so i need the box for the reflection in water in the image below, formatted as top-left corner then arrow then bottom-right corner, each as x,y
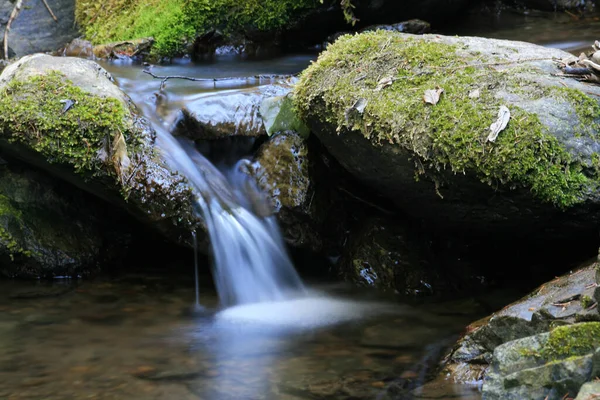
0,277 -> 482,399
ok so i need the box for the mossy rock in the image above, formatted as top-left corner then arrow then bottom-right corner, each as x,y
294,31 -> 600,237
482,323 -> 600,399
0,54 -> 199,245
250,131 -> 320,249
0,162 -> 127,278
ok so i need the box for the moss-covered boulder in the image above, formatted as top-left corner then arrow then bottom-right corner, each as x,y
250,131 -> 321,249
0,54 -> 199,245
482,323 -> 600,399
444,259 -> 600,385
0,162 -> 127,278
294,32 -> 600,237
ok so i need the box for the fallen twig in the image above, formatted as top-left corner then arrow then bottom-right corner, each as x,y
3,0 -> 23,60
142,69 -> 296,90
41,0 -> 58,22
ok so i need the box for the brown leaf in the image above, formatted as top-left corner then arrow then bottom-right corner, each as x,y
111,130 -> 131,181
423,87 -> 444,105
375,76 -> 394,91
487,106 -> 510,142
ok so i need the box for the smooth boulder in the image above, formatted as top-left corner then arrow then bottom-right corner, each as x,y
0,54 -> 199,244
295,31 -> 600,237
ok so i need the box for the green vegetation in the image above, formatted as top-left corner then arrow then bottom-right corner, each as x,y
294,31 -> 600,207
542,322 -> 600,360
75,0 -> 319,57
0,71 -> 134,176
0,194 -> 31,260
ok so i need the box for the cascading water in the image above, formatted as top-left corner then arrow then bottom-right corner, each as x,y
154,125 -> 306,306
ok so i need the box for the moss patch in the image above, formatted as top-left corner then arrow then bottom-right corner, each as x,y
0,194 -> 31,260
76,0 -> 319,57
0,71 -> 134,177
542,322 -> 600,361
294,31 -> 600,207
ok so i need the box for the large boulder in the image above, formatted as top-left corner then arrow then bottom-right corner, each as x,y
0,162 -> 127,278
0,0 -> 79,58
294,31 -> 600,238
0,54 -> 199,244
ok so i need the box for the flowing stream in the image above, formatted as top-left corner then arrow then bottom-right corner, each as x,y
1,13 -> 599,400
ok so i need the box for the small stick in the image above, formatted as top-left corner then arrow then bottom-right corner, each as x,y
41,0 -> 58,22
3,0 -> 23,60
142,69 -> 296,90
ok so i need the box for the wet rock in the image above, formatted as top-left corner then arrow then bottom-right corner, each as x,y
294,31 -> 600,240
0,0 -> 79,57
575,381 -> 600,399
360,19 -> 431,34
259,95 -> 310,138
444,259 -> 600,384
338,217 -> 435,295
173,82 -> 293,140
250,131 -> 320,249
0,163 -> 128,279
505,0 -> 595,11
482,323 -> 600,399
92,38 -> 154,60
59,38 -> 94,59
0,54 -> 200,246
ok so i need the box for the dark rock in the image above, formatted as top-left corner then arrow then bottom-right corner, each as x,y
92,38 -> 154,60
58,38 -> 94,59
0,163 -> 128,279
338,217 -> 435,295
250,131 -> 321,249
503,0 -> 596,11
482,325 -> 600,399
294,31 -> 600,240
0,0 -> 79,57
360,19 -> 432,34
0,54 -> 200,246
173,82 -> 293,140
444,260 -> 600,384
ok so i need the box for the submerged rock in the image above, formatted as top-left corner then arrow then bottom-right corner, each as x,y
295,31 -> 600,238
338,217 -> 435,295
0,54 -> 199,245
250,131 -> 320,249
0,162 -> 127,278
173,82 -> 293,140
0,0 -> 79,57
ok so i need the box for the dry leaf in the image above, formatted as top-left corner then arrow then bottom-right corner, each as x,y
375,76 -> 394,91
468,89 -> 480,99
111,130 -> 131,181
423,87 -> 444,105
487,106 -> 510,142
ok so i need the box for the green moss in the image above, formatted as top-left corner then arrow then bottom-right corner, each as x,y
0,194 -> 31,260
0,71 -> 133,177
581,295 -> 594,309
542,322 -> 600,361
294,31 -> 599,207
76,0 -> 319,57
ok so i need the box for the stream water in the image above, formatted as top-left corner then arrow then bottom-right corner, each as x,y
2,10 -> 600,400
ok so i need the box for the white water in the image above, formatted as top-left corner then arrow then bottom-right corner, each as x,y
155,126 -> 306,306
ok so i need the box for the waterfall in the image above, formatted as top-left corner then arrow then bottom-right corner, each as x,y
154,126 -> 306,306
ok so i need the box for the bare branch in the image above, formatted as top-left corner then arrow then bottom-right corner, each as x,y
3,0 -> 23,60
142,69 -> 296,90
41,0 -> 58,22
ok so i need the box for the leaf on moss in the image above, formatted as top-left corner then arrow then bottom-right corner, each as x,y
423,87 -> 444,105
487,105 -> 510,143
375,77 -> 394,91
111,130 -> 131,182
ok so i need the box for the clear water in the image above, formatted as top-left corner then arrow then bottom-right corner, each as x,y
0,276 -> 483,400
